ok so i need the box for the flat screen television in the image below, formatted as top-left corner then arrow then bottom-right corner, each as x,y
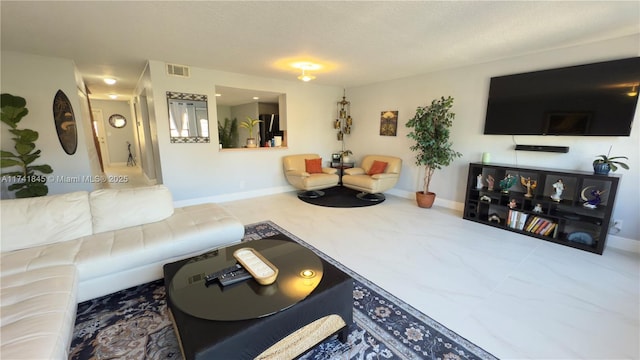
483,57 -> 640,136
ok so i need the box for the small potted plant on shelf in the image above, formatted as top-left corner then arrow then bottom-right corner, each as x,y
406,96 -> 462,208
239,116 -> 262,148
593,146 -> 629,175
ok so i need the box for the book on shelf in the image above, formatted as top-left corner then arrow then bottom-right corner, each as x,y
516,212 -> 528,230
543,223 -> 557,236
524,216 -> 539,232
523,216 -> 557,236
507,210 -> 528,230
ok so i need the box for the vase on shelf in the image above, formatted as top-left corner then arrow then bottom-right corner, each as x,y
593,163 -> 610,175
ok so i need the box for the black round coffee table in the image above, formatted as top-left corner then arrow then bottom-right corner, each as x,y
168,239 -> 324,321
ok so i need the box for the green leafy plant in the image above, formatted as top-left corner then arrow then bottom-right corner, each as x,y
406,96 -> 462,194
1,93 -> 53,197
593,145 -> 629,172
239,116 -> 262,139
218,117 -> 238,148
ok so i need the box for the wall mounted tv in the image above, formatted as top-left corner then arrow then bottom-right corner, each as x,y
484,57 -> 639,136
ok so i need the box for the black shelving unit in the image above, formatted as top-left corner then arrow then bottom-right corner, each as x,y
463,162 -> 620,255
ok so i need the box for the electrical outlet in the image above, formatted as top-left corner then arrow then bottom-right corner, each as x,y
610,219 -> 623,234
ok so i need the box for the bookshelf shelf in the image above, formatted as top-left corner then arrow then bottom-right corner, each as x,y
463,162 -> 620,254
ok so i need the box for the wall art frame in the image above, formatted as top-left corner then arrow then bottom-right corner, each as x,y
380,110 -> 398,136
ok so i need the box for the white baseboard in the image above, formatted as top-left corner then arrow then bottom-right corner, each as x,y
174,186 -> 292,207
387,188 -> 465,212
142,171 -> 157,186
606,234 -> 640,254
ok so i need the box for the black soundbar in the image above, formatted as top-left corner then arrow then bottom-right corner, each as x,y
514,144 -> 569,153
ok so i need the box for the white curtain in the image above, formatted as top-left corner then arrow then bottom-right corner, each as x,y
169,102 -> 188,137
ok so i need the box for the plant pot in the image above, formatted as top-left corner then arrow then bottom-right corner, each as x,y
246,138 -> 257,148
416,191 -> 436,208
593,163 -> 610,175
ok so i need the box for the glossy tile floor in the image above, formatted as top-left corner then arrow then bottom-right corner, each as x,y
222,193 -> 639,360
106,170 -> 640,359
103,165 -> 152,189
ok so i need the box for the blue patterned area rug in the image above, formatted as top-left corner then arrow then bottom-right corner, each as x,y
70,221 -> 497,360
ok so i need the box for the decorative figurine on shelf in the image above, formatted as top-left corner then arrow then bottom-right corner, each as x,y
550,179 -> 564,202
520,176 -> 537,198
499,174 -> 517,193
508,198 -> 517,209
533,203 -> 543,213
581,186 -> 605,209
476,174 -> 483,189
488,213 -> 501,224
486,174 -> 495,191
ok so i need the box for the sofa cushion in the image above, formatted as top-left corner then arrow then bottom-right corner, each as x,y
0,191 -> 92,252
90,185 -> 174,234
78,203 -> 242,281
0,265 -> 78,359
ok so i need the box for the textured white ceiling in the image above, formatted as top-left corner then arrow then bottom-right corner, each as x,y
1,1 -> 639,99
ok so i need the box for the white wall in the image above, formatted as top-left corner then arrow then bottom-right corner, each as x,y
91,99 -> 136,165
143,60 -> 343,202
347,35 -> 640,241
1,51 -> 98,197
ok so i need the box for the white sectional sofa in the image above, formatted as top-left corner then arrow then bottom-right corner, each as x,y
0,185 -> 245,359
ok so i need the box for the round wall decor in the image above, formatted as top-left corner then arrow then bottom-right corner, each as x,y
108,114 -> 127,128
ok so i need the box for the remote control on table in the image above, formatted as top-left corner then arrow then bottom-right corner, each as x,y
204,263 -> 241,283
233,248 -> 279,285
218,268 -> 252,286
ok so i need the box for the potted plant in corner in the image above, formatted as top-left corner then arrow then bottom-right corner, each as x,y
406,96 -> 462,208
239,116 -> 262,148
1,93 -> 54,198
593,146 -> 629,175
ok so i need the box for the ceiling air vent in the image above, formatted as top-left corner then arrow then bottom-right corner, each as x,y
166,63 -> 190,78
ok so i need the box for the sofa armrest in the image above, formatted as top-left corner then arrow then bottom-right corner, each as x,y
344,167 -> 365,175
371,172 -> 399,179
286,170 -> 310,178
322,168 -> 338,175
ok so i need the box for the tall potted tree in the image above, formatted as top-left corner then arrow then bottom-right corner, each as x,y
1,93 -> 53,198
406,96 -> 462,208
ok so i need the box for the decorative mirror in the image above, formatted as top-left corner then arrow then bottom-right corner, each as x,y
108,114 -> 127,128
166,91 -> 210,143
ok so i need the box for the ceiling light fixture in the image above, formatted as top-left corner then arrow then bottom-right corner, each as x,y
627,85 -> 638,97
293,62 -> 320,82
298,69 -> 316,82
104,78 -> 116,85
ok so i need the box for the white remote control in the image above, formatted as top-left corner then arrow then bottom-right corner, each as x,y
233,248 -> 279,285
